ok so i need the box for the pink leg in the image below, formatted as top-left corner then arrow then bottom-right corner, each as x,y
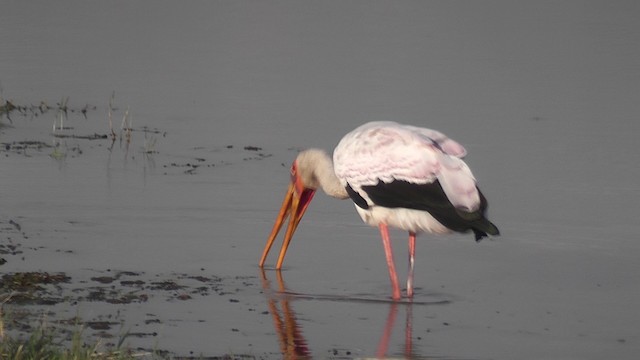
407,232 -> 416,298
379,223 -> 401,300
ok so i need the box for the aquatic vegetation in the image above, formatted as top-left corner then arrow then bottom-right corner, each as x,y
0,91 -> 168,169
0,96 -> 96,124
0,308 -> 156,360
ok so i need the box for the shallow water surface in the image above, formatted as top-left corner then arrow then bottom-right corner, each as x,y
1,1 -> 639,358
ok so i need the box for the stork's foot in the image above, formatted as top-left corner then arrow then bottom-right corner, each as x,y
391,287 -> 402,301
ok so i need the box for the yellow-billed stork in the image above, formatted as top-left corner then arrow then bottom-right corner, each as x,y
259,121 -> 499,300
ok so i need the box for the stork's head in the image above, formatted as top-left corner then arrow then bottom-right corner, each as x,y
258,152 -> 318,269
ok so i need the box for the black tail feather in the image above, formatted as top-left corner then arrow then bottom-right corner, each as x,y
472,219 -> 500,242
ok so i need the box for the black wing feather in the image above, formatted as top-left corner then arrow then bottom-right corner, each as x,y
348,179 -> 499,241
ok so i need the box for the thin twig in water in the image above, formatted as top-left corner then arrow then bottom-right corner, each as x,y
108,91 -> 117,140
55,96 -> 69,131
121,106 -> 132,144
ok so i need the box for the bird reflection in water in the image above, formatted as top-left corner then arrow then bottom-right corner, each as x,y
260,269 -> 418,359
377,301 -> 414,359
260,269 -> 311,359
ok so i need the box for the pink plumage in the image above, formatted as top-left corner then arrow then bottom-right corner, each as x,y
333,121 -> 481,215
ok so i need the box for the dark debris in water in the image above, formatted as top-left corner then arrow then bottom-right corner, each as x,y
1,218 -> 33,266
52,133 -> 109,140
1,140 -> 52,154
0,98 -> 98,122
171,355 -> 261,360
163,145 -> 273,175
91,276 -> 116,284
86,321 -> 119,331
0,272 -> 70,305
83,287 -> 149,304
150,280 -> 184,291
0,267 -> 258,356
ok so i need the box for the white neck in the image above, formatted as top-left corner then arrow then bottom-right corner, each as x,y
296,149 -> 349,199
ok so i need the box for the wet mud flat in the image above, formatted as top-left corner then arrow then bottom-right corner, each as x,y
0,254 -> 258,358
0,108 -> 284,358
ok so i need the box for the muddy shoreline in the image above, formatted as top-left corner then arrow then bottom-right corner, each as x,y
0,111 -> 282,358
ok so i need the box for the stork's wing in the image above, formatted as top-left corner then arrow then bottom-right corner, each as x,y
333,121 -> 480,212
357,179 -> 498,239
402,124 -> 467,158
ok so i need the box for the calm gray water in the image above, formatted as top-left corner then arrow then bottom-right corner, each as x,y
1,1 -> 639,358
